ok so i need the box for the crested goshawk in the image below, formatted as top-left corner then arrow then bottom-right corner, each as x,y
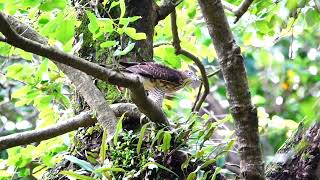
120,61 -> 199,106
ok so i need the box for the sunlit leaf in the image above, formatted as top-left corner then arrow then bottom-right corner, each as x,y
161,131 -> 172,153
100,41 -> 117,48
86,11 -> 99,34
39,0 -> 67,11
95,167 -> 125,172
60,171 -> 95,180
113,42 -> 135,56
99,128 -> 108,164
113,113 -> 124,145
137,122 -> 151,154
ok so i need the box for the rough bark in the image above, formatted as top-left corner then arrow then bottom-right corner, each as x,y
198,0 -> 264,179
125,0 -> 158,60
266,123 -> 320,180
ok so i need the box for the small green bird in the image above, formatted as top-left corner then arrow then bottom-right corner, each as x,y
120,61 -> 199,106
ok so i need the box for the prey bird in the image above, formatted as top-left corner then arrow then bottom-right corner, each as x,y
120,61 -> 200,106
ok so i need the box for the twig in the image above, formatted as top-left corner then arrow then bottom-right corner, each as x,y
207,68 -> 221,78
157,0 -> 183,22
222,0 -> 254,23
234,0 -> 254,23
0,12 -> 169,126
192,68 -> 220,111
153,42 -> 171,48
222,1 -> 237,12
170,10 -> 209,112
192,81 -> 203,111
0,103 -> 143,150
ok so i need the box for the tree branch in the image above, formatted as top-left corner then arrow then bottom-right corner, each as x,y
233,0 -> 254,23
198,0 -> 264,179
0,112 -> 95,151
222,0 -> 254,23
170,10 -> 209,112
3,13 -> 118,138
157,0 -> 183,22
222,1 -> 237,12
0,103 -> 143,150
0,12 -> 169,126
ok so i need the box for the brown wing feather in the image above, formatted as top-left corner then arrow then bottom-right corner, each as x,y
122,62 -> 185,85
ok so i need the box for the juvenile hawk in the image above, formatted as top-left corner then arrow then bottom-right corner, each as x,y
120,61 -> 199,106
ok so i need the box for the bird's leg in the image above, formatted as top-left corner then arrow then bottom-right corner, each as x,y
148,88 -> 165,107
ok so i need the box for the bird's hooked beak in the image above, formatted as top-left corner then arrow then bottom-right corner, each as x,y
183,71 -> 201,88
190,77 -> 201,88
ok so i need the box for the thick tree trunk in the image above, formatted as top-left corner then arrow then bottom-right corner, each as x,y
125,0 -> 158,61
198,0 -> 264,179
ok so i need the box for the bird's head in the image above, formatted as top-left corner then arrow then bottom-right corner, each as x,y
182,70 -> 201,88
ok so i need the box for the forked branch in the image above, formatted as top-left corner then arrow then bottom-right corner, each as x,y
170,10 -> 209,112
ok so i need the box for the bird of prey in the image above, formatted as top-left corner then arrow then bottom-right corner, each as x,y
120,61 -> 199,106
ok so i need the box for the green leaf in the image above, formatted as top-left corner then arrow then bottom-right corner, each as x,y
113,42 -> 135,56
34,95 -> 52,109
109,1 -> 120,10
200,159 -> 216,169
142,162 -> 178,177
305,8 -> 320,26
35,59 -> 49,81
6,63 -> 36,83
113,113 -> 124,145
119,0 -> 125,18
181,157 -> 191,170
57,94 -> 71,107
255,20 -> 270,34
98,18 -> 114,33
22,0 -> 41,7
124,27 -> 146,40
99,128 -> 108,163
11,85 -> 32,99
137,122 -> 151,154
161,131 -> 172,153
163,47 -> 181,68
64,155 -> 95,172
100,41 -> 117,48
119,16 -> 141,26
187,172 -> 196,180
151,128 -> 164,147
60,171 -> 95,180
18,168 -> 30,177
40,12 -> 64,37
211,167 -> 222,180
56,19 -> 75,44
39,0 -> 67,11
95,167 -> 125,173
86,11 -> 99,34
286,0 -> 298,10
